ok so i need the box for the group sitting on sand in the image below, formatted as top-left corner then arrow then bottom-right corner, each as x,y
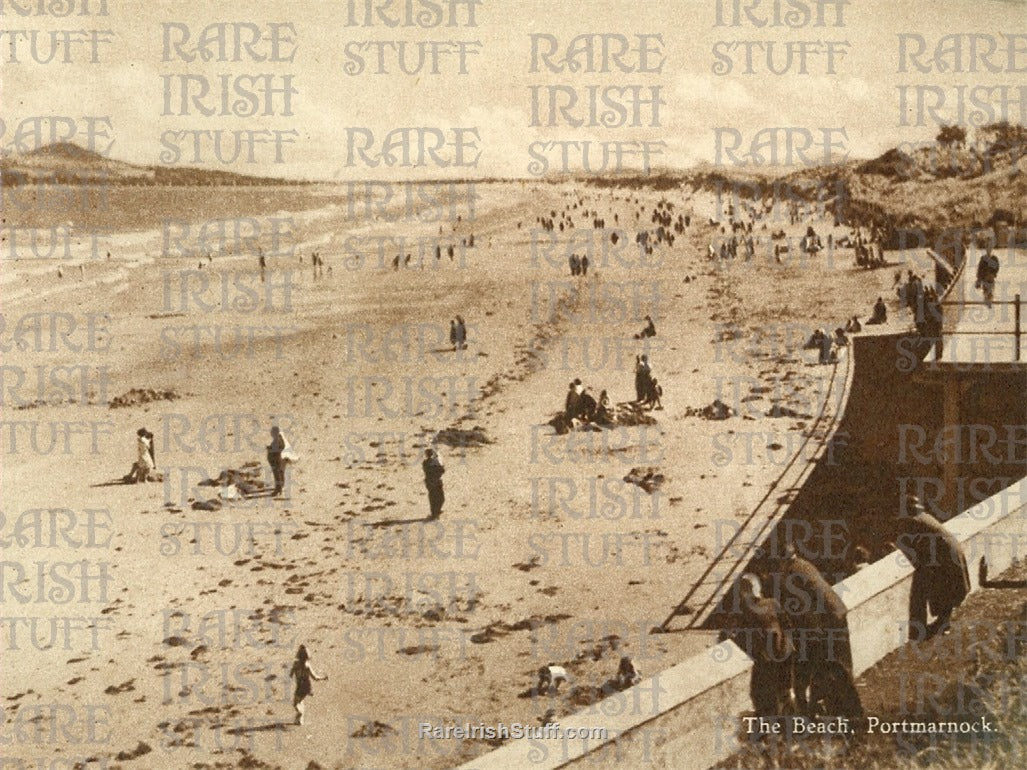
549,379 -> 613,434
121,422 -> 296,498
564,379 -> 612,424
535,655 -> 641,696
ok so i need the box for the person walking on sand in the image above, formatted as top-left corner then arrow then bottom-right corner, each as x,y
422,448 -> 445,520
267,425 -> 289,496
634,355 -> 651,402
289,645 -> 327,726
450,319 -> 458,350
455,316 -> 467,350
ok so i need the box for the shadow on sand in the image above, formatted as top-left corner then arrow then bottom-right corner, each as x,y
368,517 -> 433,528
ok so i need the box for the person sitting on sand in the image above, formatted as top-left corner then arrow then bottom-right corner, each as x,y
615,656 -> 642,689
868,297 -> 887,325
595,389 -> 613,424
578,388 -> 598,422
122,429 -> 155,482
290,644 -> 327,726
126,427 -> 157,483
642,377 -> 663,410
844,316 -> 862,333
636,315 -> 656,339
537,664 -> 568,694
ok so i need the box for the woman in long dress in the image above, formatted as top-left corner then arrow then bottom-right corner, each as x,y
289,644 -> 327,726
133,428 -> 155,483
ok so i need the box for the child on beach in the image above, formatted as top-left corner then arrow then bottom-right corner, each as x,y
289,645 -> 327,726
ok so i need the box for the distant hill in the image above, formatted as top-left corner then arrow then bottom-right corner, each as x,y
0,142 -> 309,187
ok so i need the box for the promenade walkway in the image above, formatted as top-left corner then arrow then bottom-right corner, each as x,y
933,246 -> 1027,368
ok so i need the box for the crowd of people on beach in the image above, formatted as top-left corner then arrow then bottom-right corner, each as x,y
104,184 -> 1005,743
850,226 -> 885,269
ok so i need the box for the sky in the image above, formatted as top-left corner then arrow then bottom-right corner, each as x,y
2,0 -> 1026,179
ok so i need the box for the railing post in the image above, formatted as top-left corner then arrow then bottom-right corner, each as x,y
1016,294 -> 1022,362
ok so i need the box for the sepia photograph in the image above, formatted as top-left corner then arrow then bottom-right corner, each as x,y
1,1 -> 1026,768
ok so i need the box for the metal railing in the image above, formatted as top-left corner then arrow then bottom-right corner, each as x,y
935,293 -> 1023,363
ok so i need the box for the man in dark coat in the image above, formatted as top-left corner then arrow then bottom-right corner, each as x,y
565,380 -> 582,421
778,547 -> 863,720
730,573 -> 794,717
634,355 -> 651,402
422,449 -> 445,520
895,495 -> 971,640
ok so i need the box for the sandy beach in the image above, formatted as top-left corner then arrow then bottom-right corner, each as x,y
2,179 -> 911,769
